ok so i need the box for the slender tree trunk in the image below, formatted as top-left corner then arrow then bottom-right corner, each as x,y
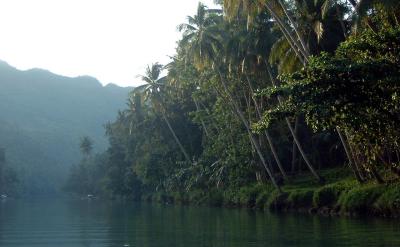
336,5 -> 348,38
291,117 -> 299,175
158,102 -> 193,165
285,118 -> 324,183
246,76 -> 288,180
336,127 -> 364,183
263,2 -> 362,182
193,97 -> 210,137
264,2 -> 308,63
370,164 -> 384,184
265,63 -> 324,183
277,0 -> 310,57
345,130 -> 367,179
217,70 -> 281,192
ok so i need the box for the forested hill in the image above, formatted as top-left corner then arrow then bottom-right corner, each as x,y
0,60 -> 132,195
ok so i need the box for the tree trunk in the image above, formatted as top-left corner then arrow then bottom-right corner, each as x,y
246,76 -> 288,180
263,2 -> 361,183
265,63 -> 324,183
336,127 -> 364,183
277,0 -> 310,57
159,104 -> 193,165
291,117 -> 299,175
193,97 -> 210,137
217,70 -> 281,192
264,2 -> 308,63
336,5 -> 348,38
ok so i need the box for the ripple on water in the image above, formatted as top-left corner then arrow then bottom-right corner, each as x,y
0,199 -> 399,247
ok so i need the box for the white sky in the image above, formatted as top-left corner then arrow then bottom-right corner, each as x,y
0,0 -> 218,87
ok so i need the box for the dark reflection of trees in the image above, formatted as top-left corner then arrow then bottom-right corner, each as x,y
69,200 -> 400,247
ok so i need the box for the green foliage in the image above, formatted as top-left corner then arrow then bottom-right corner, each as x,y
374,184 -> 400,216
313,180 -> 355,207
58,0 -> 400,219
287,189 -> 315,208
258,27 -> 400,176
266,191 -> 289,211
338,184 -> 385,213
255,191 -> 270,209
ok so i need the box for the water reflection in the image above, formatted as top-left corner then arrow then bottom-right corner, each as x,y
0,199 -> 399,246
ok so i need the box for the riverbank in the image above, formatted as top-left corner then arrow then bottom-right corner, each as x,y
142,168 -> 400,218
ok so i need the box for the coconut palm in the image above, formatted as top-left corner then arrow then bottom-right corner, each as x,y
223,0 -> 310,62
179,3 -> 282,191
178,2 -> 224,70
223,20 -> 289,180
223,11 -> 326,183
133,63 -> 193,165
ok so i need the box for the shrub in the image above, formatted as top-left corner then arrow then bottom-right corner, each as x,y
235,183 -> 267,207
287,189 -> 314,208
313,181 -> 355,207
266,191 -> 289,211
339,184 -> 384,213
374,184 -> 400,216
255,191 -> 270,209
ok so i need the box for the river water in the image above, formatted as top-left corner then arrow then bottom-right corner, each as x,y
0,199 -> 399,247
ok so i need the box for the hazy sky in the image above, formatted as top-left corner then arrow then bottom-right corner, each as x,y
0,0 -> 217,87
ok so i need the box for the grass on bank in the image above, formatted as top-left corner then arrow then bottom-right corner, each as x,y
143,168 -> 400,217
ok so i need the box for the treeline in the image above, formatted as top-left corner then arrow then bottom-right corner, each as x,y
0,148 -> 19,195
65,0 -> 400,200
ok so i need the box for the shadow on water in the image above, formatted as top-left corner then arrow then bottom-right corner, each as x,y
0,199 -> 399,247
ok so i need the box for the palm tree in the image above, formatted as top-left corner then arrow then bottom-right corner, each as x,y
80,136 -> 93,158
179,3 -> 282,191
133,63 -> 193,165
165,57 -> 212,138
224,0 -> 364,183
223,21 -> 289,180
223,0 -> 310,62
178,3 -> 223,70
223,9 -> 325,183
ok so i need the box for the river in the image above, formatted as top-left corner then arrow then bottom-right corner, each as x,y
0,199 -> 399,246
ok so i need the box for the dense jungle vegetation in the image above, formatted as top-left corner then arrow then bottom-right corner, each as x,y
65,0 -> 400,216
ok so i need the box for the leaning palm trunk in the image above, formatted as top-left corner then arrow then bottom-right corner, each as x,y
213,81 -> 277,182
264,2 -> 308,63
263,2 -> 361,182
156,95 -> 193,165
193,97 -> 210,137
276,0 -> 310,57
336,127 -> 364,183
160,110 -> 193,165
291,117 -> 299,174
243,89 -> 283,178
246,76 -> 288,180
216,70 -> 282,192
265,63 -> 324,183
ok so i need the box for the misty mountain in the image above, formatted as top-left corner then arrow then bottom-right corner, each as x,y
0,60 -> 132,194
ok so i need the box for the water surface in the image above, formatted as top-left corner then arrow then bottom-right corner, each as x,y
0,199 -> 399,247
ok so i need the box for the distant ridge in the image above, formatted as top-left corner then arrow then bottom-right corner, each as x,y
0,60 -> 132,195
